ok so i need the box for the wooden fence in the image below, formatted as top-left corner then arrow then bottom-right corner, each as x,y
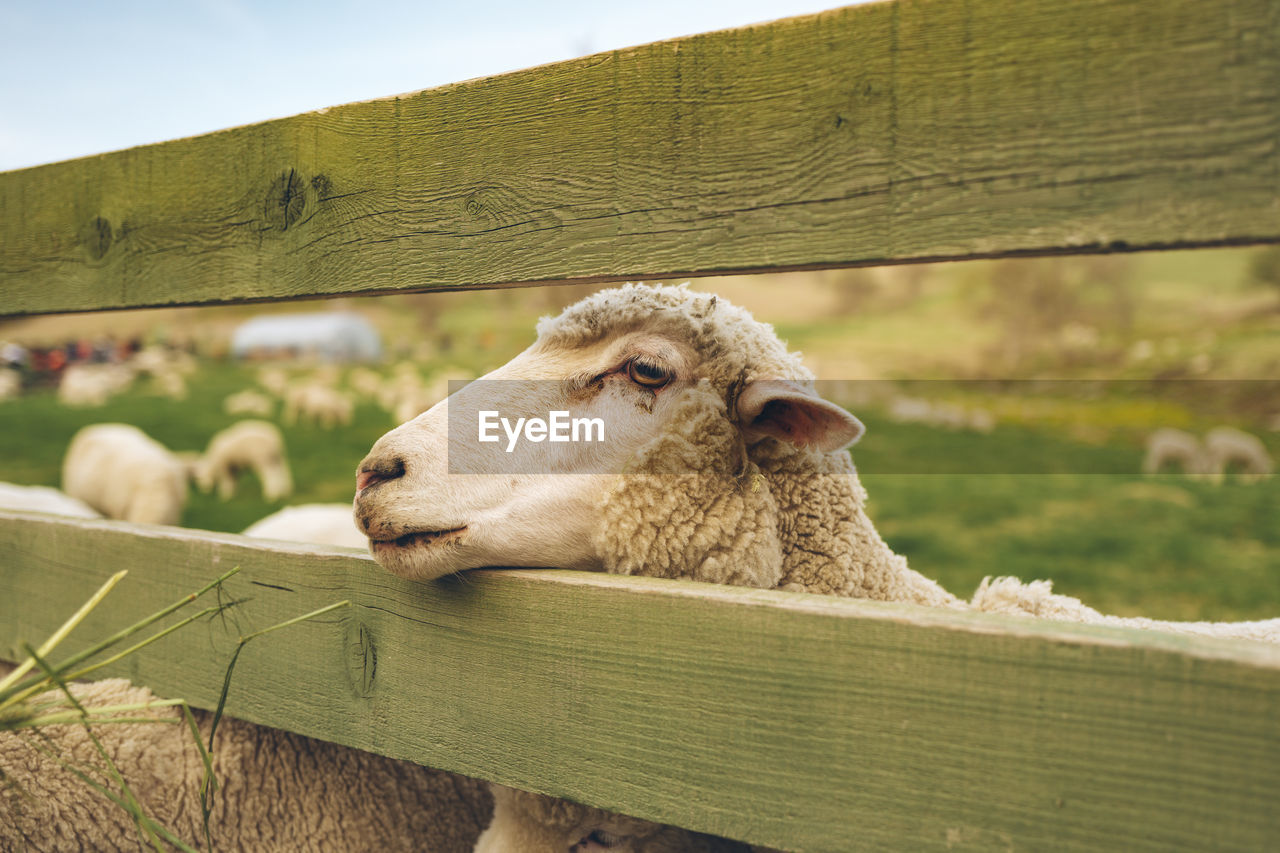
2,0 -> 1279,849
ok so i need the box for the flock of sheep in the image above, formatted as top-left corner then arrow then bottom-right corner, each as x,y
1142,425 -> 1274,482
0,356 -> 481,548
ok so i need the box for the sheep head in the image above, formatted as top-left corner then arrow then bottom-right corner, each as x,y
354,283 -> 863,583
475,785 -> 756,853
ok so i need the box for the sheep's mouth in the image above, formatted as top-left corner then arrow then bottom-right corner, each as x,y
371,526 -> 467,551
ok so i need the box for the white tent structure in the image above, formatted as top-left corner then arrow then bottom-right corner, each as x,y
231,312 -> 382,362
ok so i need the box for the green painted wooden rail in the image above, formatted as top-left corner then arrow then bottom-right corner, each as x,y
2,0 -> 1279,850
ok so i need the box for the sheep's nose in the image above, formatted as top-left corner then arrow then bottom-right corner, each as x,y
356,455 -> 406,492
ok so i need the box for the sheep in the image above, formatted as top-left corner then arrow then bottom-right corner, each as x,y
474,785 -> 754,853
390,370 -> 473,425
192,420 -> 293,501
1141,427 -> 1209,476
1203,425 -> 1273,484
131,345 -> 197,378
887,395 -> 994,433
57,363 -> 135,407
353,283 -> 1280,851
0,482 -> 101,519
62,424 -> 188,525
0,369 -> 20,401
283,382 -> 354,428
257,365 -> 290,396
242,503 -> 366,548
223,388 -> 276,417
148,367 -> 188,400
0,667 -> 493,851
347,366 -> 386,400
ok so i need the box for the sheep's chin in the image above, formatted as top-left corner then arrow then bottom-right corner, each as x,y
368,528 -> 474,581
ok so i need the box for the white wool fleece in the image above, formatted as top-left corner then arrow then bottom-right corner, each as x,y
0,670 -> 493,851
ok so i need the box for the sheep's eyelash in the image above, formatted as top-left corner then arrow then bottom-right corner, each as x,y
563,371 -> 604,394
565,355 -> 671,392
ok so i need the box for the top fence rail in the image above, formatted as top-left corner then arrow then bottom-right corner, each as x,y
1,0 -> 1278,316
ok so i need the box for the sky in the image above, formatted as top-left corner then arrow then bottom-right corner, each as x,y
0,0 -> 859,172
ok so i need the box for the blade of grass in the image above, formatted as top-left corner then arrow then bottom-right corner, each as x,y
0,567 -> 243,706
2,604 -> 237,711
201,599 -> 350,836
206,600 -> 350,750
24,643 -> 168,852
0,570 -> 127,693
24,734 -> 200,853
181,703 -> 218,853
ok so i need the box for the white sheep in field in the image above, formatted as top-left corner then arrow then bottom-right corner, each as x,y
0,482 -> 100,518
348,366 -> 386,399
257,365 -> 290,396
0,369 -> 20,401
192,420 -> 293,501
62,424 -> 188,525
390,369 -> 476,425
242,503 -> 366,548
148,367 -> 188,400
1142,427 -> 1209,476
1203,426 -> 1274,483
223,388 -> 275,416
131,346 -> 197,378
887,395 -> 994,433
57,363 -> 135,407
283,382 -> 354,428
351,283 -> 1280,851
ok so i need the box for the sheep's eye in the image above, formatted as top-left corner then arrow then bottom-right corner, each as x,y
627,359 -> 671,389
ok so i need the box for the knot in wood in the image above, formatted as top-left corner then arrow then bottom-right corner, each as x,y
344,618 -> 378,698
265,169 -> 307,231
82,216 -> 113,260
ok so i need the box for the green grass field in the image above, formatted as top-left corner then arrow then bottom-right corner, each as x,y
1,360 -> 1275,623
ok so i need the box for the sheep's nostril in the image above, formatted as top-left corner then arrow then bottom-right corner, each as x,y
356,456 -> 406,492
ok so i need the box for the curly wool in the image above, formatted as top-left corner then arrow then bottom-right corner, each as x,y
573,284 -> 955,608
0,674 -> 492,852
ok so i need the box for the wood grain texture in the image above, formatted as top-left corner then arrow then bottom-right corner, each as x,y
2,0 -> 1278,316
2,510 -> 1278,851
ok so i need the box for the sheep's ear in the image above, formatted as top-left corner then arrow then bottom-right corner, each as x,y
737,379 -> 865,452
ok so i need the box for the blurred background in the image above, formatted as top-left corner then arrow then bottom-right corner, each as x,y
1,1 -> 1276,622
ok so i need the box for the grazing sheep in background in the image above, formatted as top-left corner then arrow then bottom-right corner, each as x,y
348,366 -> 386,399
887,395 -> 995,433
131,346 -> 197,378
223,388 -> 275,417
0,370 -> 20,401
57,364 -> 135,407
257,366 -> 290,396
0,668 -> 492,851
62,424 -> 187,525
376,368 -> 425,412
0,482 -> 100,518
192,420 -> 292,501
283,382 -> 354,428
148,367 -> 188,400
242,503 -> 366,548
354,283 -> 1280,851
1203,426 -> 1274,483
1142,427 -> 1209,477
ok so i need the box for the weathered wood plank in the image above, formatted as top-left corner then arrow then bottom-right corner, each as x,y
2,0 -> 1277,316
1,510 -> 1277,851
